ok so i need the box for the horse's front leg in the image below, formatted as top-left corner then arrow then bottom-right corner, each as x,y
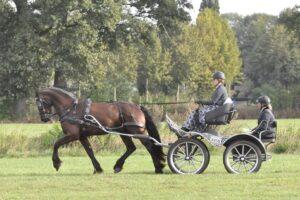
52,134 -> 79,171
79,136 -> 103,174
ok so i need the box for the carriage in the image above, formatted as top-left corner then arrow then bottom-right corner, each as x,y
165,102 -> 277,174
85,102 -> 277,174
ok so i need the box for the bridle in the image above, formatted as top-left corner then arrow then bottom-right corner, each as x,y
36,96 -> 57,121
36,93 -> 78,122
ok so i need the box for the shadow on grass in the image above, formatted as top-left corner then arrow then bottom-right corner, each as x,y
0,173 -> 93,177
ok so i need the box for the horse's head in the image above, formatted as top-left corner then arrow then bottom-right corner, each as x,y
35,87 -> 78,122
35,90 -> 54,122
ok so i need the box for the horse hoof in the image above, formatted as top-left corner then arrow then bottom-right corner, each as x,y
53,160 -> 62,171
93,169 -> 103,174
114,167 -> 123,173
155,169 -> 163,174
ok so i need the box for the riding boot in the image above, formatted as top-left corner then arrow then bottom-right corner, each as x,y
175,127 -> 190,138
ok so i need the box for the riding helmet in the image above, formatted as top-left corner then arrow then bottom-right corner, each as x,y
256,96 -> 271,105
212,71 -> 225,80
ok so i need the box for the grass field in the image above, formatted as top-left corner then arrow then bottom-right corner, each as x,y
0,119 -> 299,157
0,154 -> 299,199
1,119 -> 299,137
0,120 -> 299,199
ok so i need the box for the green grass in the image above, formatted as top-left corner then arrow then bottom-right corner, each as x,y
1,119 -> 299,136
0,119 -> 299,157
0,120 -> 299,199
0,154 -> 299,199
0,123 -> 54,137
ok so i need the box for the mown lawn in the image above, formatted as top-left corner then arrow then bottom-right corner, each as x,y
0,154 -> 299,199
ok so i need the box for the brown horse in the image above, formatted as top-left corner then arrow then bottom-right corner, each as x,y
36,87 -> 165,173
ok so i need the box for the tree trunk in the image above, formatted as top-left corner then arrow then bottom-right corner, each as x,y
54,69 -> 67,89
12,98 -> 27,120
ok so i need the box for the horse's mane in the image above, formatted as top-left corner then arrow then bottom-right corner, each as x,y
46,87 -> 77,100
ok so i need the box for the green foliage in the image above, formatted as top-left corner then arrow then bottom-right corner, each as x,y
279,6 -> 300,39
172,9 -> 241,97
32,0 -> 123,86
251,84 -> 300,110
1,1 -> 299,119
224,13 -> 300,111
200,0 -> 220,13
129,0 -> 192,36
246,25 -> 300,88
0,0 -> 52,106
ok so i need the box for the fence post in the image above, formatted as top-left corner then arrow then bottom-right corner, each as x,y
176,84 -> 180,103
146,78 -> 149,102
113,87 -> 117,101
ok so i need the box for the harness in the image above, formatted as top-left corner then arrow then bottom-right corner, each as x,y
59,99 -> 78,122
61,99 -> 144,130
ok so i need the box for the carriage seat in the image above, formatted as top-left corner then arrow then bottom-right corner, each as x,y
205,103 -> 236,125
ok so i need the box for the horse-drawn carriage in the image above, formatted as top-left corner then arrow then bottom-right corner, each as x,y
165,102 -> 277,174
36,87 -> 276,174
82,97 -> 277,174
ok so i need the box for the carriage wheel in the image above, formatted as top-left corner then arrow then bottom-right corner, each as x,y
223,140 -> 262,174
167,138 -> 210,174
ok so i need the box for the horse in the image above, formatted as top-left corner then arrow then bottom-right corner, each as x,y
35,87 -> 165,174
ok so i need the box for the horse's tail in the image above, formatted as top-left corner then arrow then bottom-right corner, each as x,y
140,106 -> 166,167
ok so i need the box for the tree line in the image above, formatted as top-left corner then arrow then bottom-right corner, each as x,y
223,6 -> 300,110
0,0 -> 299,119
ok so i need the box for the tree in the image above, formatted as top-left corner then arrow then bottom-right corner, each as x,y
0,0 -> 53,116
246,25 -> 300,89
115,19 -> 171,96
200,0 -> 220,13
172,9 -> 241,97
0,0 -> 124,116
31,0 -> 123,89
128,0 -> 192,37
279,6 -> 300,39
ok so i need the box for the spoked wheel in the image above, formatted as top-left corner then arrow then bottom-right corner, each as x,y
223,140 -> 262,174
167,138 -> 210,174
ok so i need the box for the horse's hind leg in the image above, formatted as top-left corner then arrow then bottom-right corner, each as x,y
79,136 -> 103,174
113,136 -> 136,173
140,139 -> 165,174
52,134 -> 79,171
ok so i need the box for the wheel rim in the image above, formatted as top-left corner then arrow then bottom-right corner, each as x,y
226,143 -> 259,174
170,141 -> 205,174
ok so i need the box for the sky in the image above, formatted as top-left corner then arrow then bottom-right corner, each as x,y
190,0 -> 300,21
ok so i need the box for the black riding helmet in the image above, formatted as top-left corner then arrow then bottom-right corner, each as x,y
256,95 -> 271,105
213,71 -> 225,80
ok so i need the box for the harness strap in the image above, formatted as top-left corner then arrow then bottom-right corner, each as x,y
59,99 -> 78,122
84,98 -> 92,115
115,102 -> 125,125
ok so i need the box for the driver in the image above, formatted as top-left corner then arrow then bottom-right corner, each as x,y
182,71 -> 228,132
251,96 -> 276,139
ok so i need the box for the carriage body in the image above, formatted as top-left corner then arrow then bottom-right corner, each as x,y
165,103 -> 277,174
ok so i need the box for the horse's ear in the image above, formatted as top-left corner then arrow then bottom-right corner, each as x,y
35,91 -> 39,98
